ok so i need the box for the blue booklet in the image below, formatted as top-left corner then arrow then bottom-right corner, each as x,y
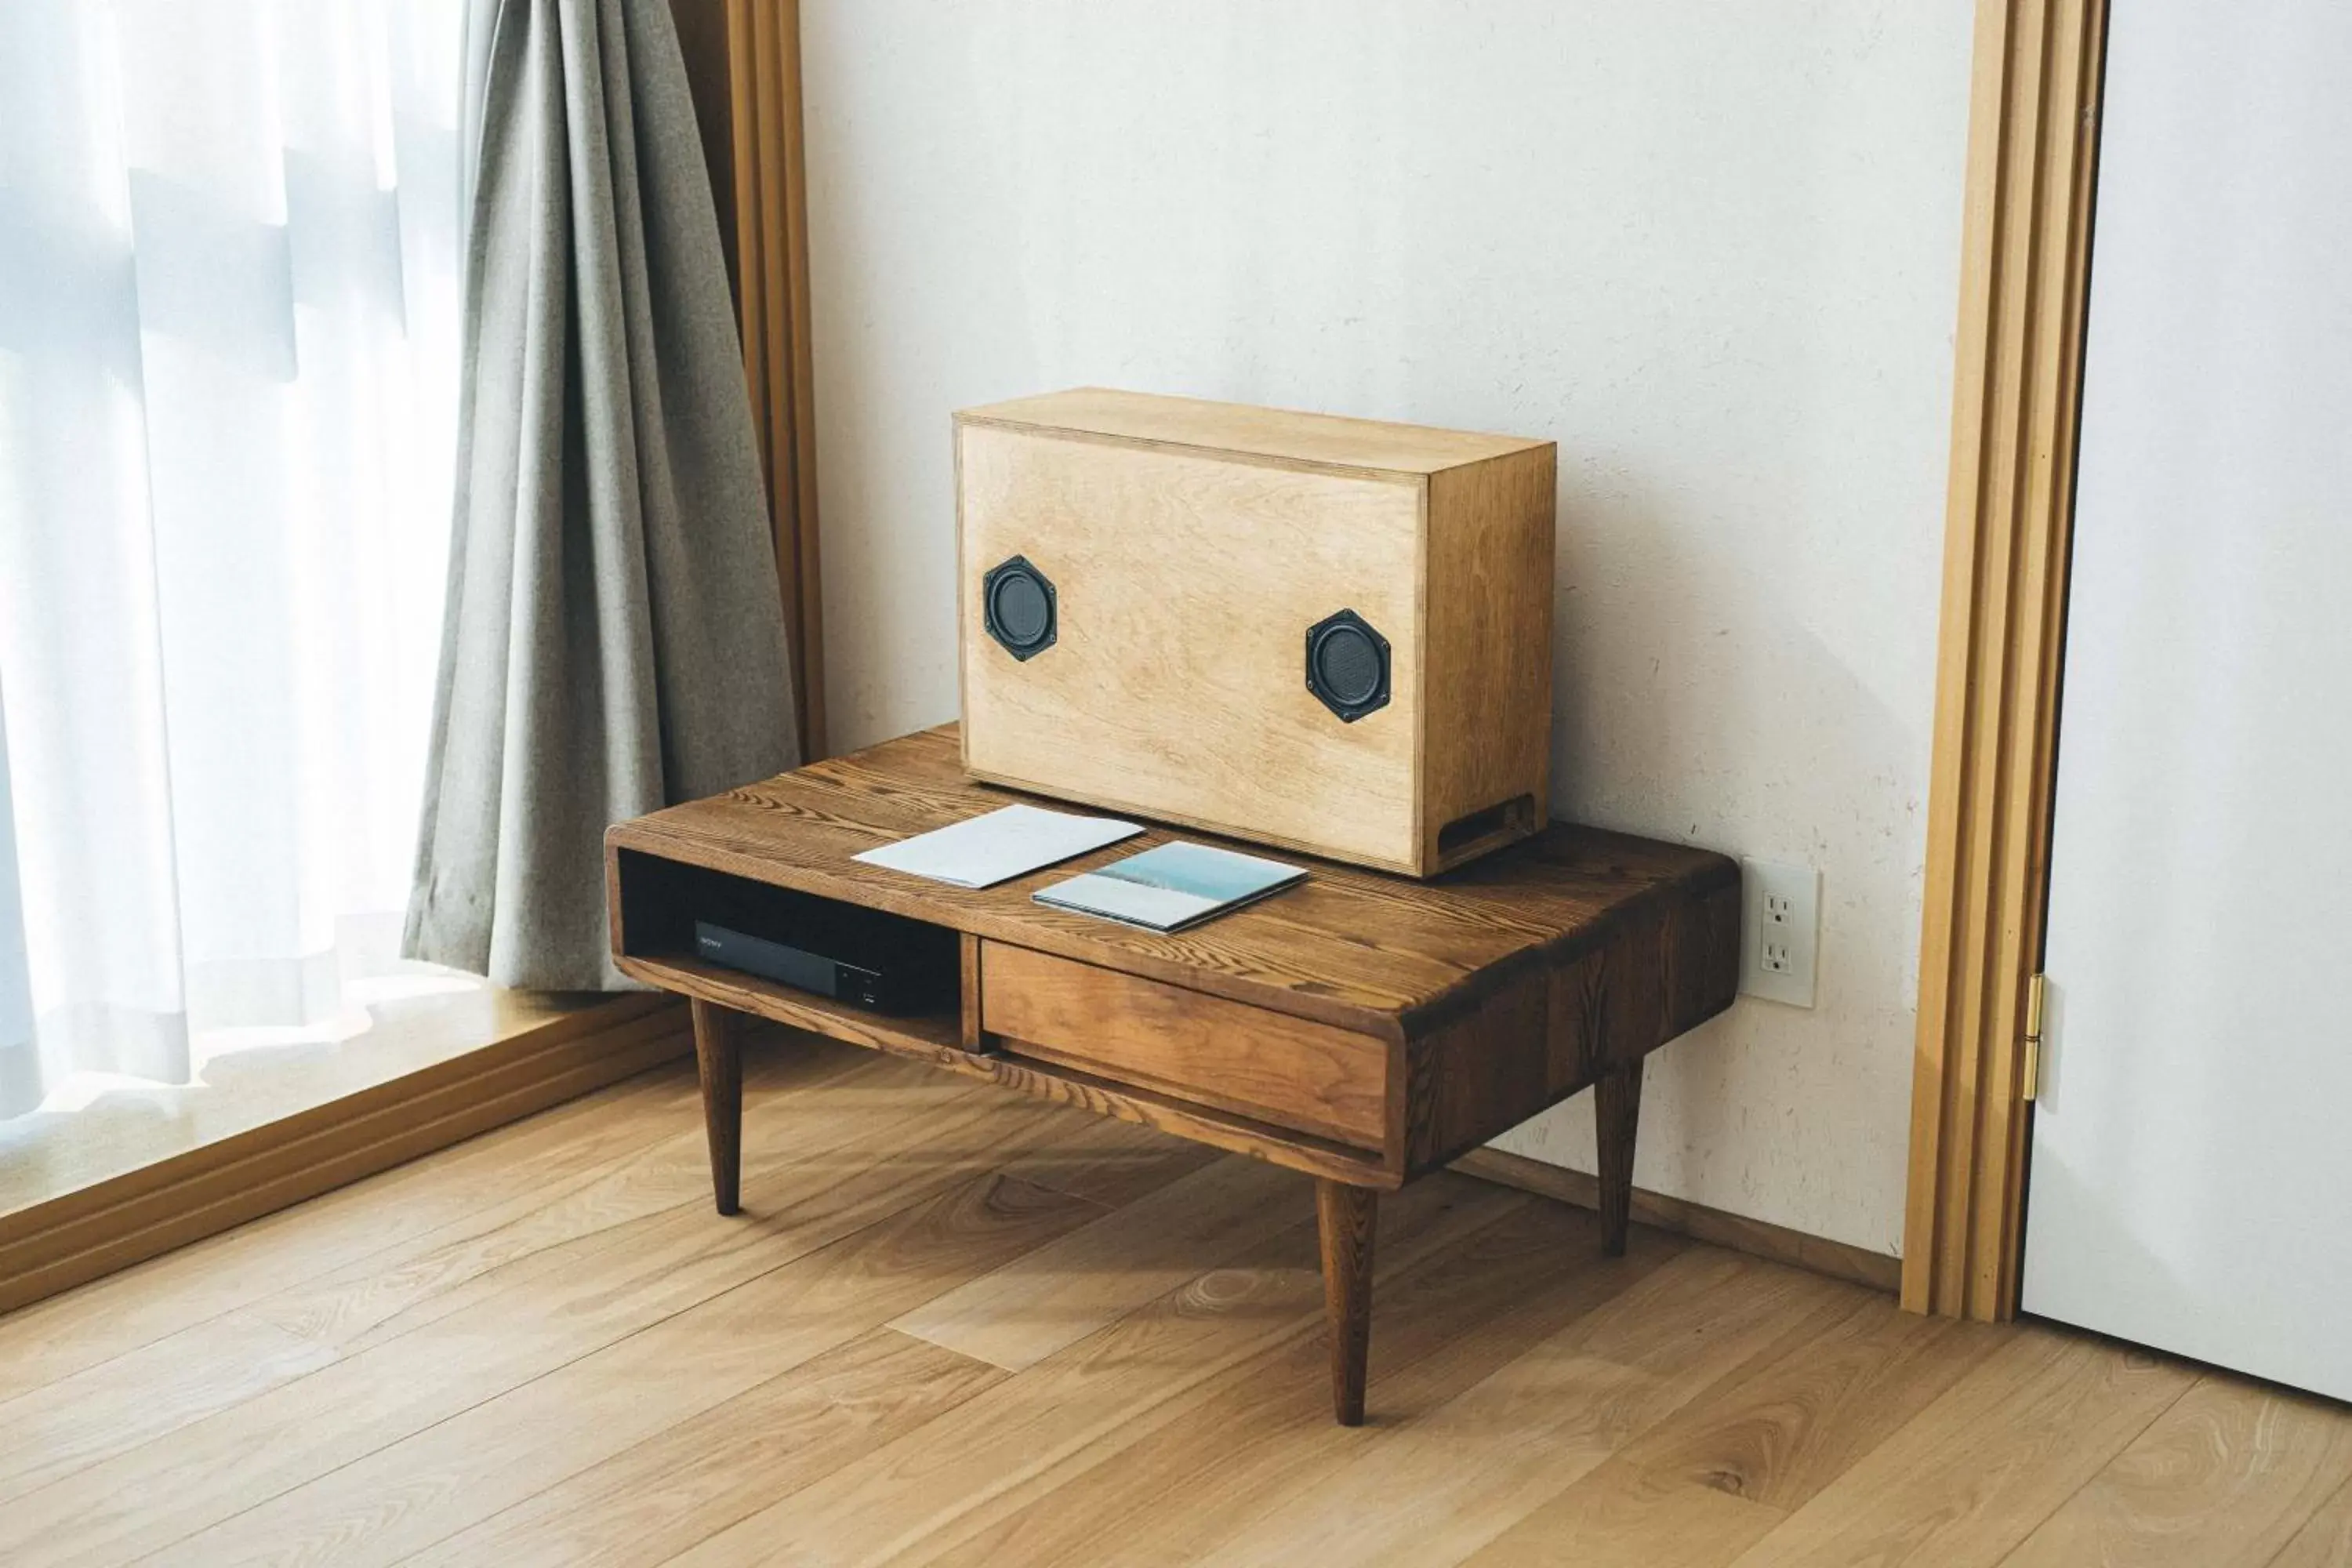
1033,841 -> 1306,932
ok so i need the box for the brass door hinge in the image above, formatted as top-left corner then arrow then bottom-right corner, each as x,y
2022,972 -> 2047,1103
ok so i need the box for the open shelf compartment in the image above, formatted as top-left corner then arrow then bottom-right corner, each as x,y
609,848 -> 1397,1189
610,849 -> 964,1044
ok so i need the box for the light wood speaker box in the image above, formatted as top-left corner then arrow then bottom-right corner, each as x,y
956,388 -> 1555,877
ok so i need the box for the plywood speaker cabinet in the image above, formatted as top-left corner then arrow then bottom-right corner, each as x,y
956,388 -> 1555,877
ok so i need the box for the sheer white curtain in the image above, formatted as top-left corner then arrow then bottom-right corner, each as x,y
0,1 -> 467,1119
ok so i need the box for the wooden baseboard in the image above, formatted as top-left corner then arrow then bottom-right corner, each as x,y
0,994 -> 692,1316
1453,1145 -> 1902,1295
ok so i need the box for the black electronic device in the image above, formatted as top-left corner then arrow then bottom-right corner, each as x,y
691,900 -> 955,1015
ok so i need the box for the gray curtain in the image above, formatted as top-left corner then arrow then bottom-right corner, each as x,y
405,0 -> 799,990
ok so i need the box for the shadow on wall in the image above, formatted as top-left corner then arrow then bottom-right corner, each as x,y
1509,465 -> 1930,1253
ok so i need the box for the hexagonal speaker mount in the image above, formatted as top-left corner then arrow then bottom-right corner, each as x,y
982,554 -> 1057,661
1305,608 -> 1391,722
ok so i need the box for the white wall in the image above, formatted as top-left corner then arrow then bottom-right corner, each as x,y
802,0 -> 1974,1254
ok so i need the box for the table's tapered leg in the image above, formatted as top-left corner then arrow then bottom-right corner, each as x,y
1316,1178 -> 1377,1426
1595,1058 -> 1643,1257
691,999 -> 742,1215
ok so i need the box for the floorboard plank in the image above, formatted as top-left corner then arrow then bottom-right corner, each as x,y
1998,1374 -> 2352,1568
1721,1326 -> 2197,1568
148,1174 -> 1099,1567
247,1052 -> 956,1355
0,1057 -> 704,1406
0,1044 -> 914,1505
1447,1290 -> 1992,1568
924,1197 -> 1682,1568
1615,1291 -> 1994,1511
413,1329 -> 1005,1568
1181,1250 -> 1859,1567
664,1172 -> 1528,1568
990,1113 -> 1221,1209
890,1154 -> 1316,1370
1459,1456 -> 1789,1568
0,1087 -> 1120,1565
2267,1470 -> 2352,1568
11,1046 -> 2350,1568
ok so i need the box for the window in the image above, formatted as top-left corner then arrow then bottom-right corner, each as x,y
0,0 -> 467,1118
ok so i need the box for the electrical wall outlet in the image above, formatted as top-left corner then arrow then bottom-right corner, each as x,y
1740,859 -> 1819,1007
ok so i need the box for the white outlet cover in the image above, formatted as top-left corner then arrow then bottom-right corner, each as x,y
1740,858 -> 1818,1008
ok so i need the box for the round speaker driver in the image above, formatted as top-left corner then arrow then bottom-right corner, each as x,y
989,571 -> 1051,647
1313,624 -> 1383,706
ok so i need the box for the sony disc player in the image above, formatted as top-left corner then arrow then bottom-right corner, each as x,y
691,905 -> 954,1015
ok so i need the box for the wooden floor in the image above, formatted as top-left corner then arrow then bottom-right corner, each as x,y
3,1032 -> 2348,1568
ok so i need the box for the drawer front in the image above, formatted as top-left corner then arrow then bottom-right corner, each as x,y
978,942 -> 1388,1149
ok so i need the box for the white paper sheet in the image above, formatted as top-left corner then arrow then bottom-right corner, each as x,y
851,804 -> 1142,889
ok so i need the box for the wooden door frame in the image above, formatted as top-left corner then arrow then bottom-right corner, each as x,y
674,0 -> 827,762
1902,0 -> 2111,1321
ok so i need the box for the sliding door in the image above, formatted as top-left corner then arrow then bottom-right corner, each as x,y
2022,0 -> 2352,1397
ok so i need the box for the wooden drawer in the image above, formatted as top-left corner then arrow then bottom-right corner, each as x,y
978,942 -> 1388,1149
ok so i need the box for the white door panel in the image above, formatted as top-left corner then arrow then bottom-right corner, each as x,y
2023,0 -> 2352,1399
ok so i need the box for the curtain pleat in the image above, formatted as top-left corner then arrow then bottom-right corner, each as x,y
404,0 -> 798,990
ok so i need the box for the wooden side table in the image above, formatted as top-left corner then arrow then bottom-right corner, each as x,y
606,726 -> 1740,1425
